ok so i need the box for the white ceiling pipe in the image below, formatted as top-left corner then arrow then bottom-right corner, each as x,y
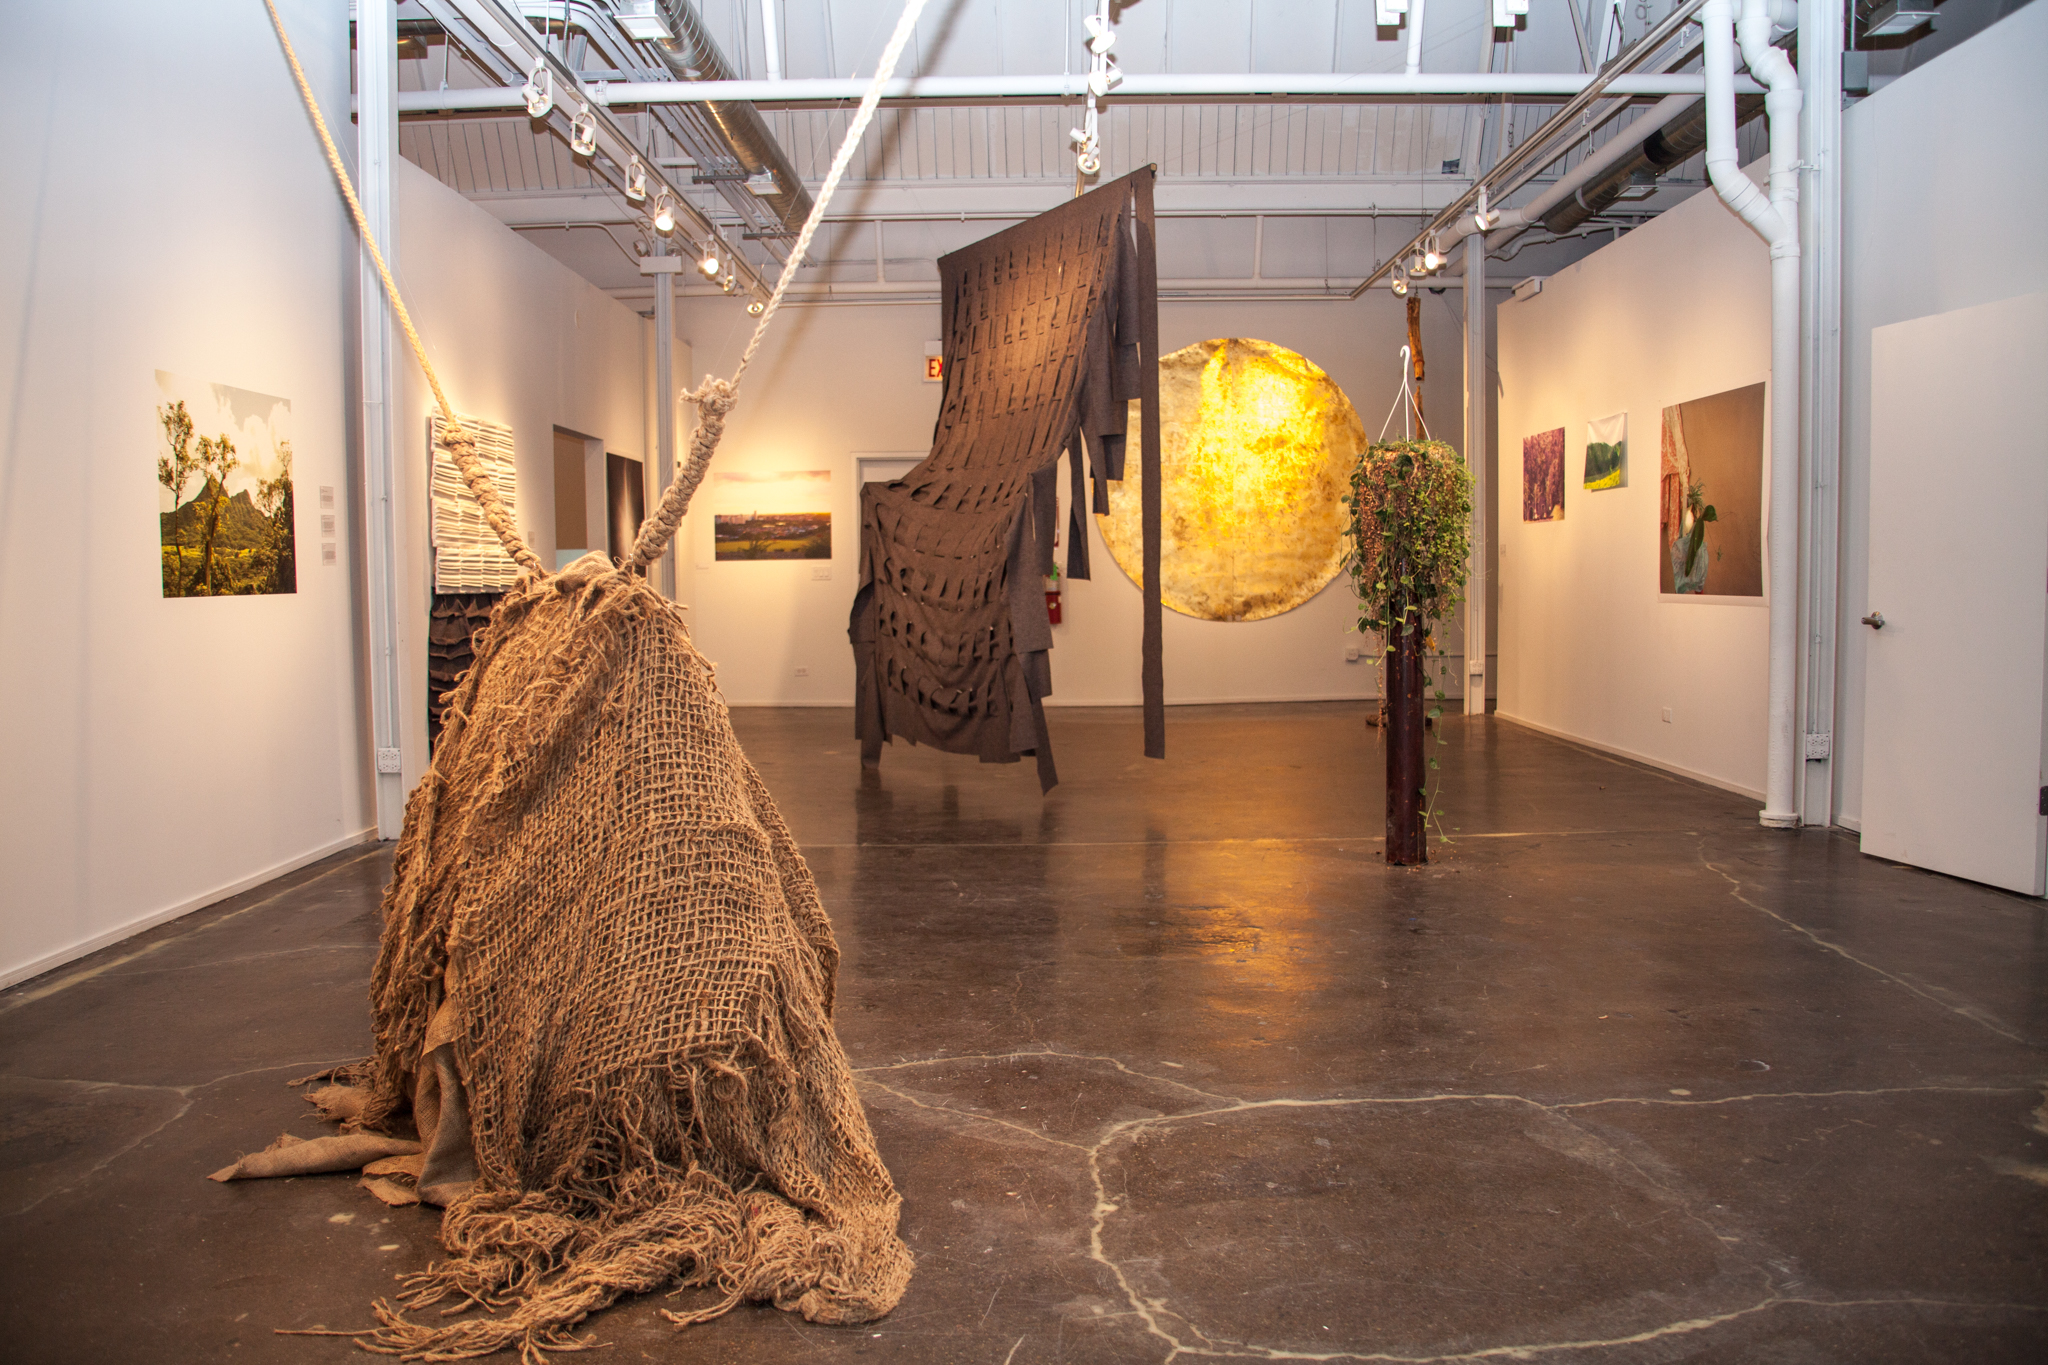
1406,0 -> 1428,77
761,0 -> 782,82
393,70 -> 1752,112
1704,0 -> 1803,828
1429,92 -> 1698,253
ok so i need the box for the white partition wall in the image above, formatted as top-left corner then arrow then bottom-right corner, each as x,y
1494,172 -> 1774,798
0,1 -> 365,986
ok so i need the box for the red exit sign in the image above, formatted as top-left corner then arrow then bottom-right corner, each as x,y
924,354 -> 944,382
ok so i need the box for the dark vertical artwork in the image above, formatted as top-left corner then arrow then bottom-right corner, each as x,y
848,169 -> 1162,791
607,453 -> 645,574
1522,427 -> 1566,521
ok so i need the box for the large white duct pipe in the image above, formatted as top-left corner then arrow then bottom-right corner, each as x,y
1704,0 -> 1802,828
1431,92 -> 1700,254
1406,0 -> 1428,77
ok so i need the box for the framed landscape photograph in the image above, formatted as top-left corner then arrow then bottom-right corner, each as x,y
156,371 -> 296,597
710,469 -> 832,561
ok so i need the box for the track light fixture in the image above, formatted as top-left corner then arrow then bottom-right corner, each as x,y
569,103 -> 596,158
625,157 -> 647,202
1422,236 -> 1445,272
1472,187 -> 1501,233
651,192 -> 675,234
698,252 -> 721,279
721,274 -> 737,294
521,59 -> 553,119
747,300 -> 766,316
1391,274 -> 1409,297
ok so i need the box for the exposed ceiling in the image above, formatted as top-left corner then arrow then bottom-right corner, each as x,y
379,0 -> 1980,310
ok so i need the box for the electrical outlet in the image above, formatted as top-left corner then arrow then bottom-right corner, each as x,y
1344,645 -> 1361,662
375,747 -> 402,774
812,567 -> 832,581
1661,707 -> 1673,724
794,667 -> 810,678
318,485 -> 336,509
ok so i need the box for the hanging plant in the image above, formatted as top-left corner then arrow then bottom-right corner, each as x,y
1344,439 -> 1474,851
1344,440 -> 1473,643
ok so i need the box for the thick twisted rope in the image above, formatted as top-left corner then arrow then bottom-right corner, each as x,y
264,0 -> 545,578
626,0 -> 932,569
269,0 -> 929,579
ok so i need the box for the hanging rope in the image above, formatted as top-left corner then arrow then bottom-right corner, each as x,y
264,0 -> 932,580
1378,345 -> 1431,443
262,0 -> 543,577
626,0 -> 931,570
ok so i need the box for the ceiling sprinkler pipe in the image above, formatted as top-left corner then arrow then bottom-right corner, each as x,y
649,0 -> 814,235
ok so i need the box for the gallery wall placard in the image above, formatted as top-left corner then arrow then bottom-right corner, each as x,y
429,414 -> 522,592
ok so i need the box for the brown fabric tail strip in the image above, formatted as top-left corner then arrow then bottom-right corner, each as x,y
1134,168 -> 1166,760
261,0 -> 544,577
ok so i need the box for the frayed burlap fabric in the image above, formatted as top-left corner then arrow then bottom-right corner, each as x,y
348,556 -> 907,1359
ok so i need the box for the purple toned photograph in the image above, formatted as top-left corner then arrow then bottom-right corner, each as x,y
1522,426 -> 1566,521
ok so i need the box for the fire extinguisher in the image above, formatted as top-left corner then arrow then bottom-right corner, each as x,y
1045,536 -> 1063,625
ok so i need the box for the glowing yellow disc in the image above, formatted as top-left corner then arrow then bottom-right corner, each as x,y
1097,337 -> 1365,621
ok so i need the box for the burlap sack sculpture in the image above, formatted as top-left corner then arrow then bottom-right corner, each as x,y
229,2 -> 935,1358
287,558 -> 908,1359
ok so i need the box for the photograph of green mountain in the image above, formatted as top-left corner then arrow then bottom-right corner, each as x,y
156,371 -> 296,597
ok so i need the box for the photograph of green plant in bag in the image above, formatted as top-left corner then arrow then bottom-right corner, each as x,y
1658,383 -> 1764,597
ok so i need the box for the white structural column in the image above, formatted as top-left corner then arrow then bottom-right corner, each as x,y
357,0 -> 408,839
1463,234 -> 1488,716
1798,0 -> 1844,824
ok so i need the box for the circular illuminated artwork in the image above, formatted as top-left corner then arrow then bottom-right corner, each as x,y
1098,337 -> 1366,621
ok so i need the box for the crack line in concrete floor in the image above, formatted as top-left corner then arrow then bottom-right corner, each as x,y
855,1049 -> 2038,1363
1698,846 -> 2030,1045
1,1057 -> 366,1216
0,845 -> 385,1016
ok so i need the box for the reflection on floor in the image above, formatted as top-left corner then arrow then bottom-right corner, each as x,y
3,704 -> 2044,1363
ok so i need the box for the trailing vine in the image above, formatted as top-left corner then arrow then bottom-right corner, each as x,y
1344,439 -> 1474,844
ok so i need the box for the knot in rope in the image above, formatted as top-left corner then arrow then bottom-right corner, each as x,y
687,377 -> 738,418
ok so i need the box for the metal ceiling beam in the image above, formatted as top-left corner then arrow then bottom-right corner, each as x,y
393,69 -> 1758,114
1349,0 -> 1713,299
411,0 -> 769,300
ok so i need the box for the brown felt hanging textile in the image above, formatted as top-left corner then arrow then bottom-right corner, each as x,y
848,168 -> 1163,791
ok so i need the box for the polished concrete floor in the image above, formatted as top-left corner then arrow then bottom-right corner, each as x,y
4,704 -> 2045,1363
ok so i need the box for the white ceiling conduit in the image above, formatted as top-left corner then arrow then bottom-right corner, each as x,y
1704,0 -> 1804,828
637,0 -> 815,241
393,68 -> 1759,113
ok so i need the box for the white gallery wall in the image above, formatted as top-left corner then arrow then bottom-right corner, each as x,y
1833,0 -> 2048,830
0,1 -> 364,986
1495,167 -> 1774,797
672,288 -> 1490,707
390,160 -> 650,784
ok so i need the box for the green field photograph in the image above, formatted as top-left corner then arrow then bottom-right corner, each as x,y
709,469 -> 833,561
1584,411 -> 1627,490
156,371 -> 296,597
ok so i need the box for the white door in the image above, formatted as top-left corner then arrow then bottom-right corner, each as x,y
1860,291 -> 2048,895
